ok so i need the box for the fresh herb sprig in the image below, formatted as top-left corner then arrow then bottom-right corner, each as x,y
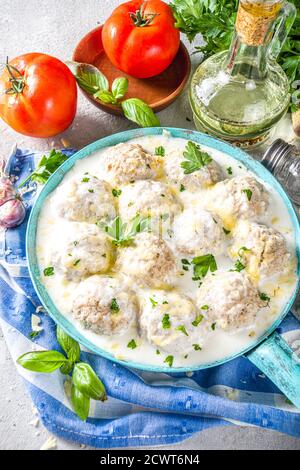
181,141 -> 212,174
170,0 -> 300,110
192,253 -> 217,279
100,214 -> 151,246
18,149 -> 69,188
68,62 -> 160,128
17,326 -> 107,421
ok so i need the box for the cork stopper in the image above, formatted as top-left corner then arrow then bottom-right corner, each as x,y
236,1 -> 283,46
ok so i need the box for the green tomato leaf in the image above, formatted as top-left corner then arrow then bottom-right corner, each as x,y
72,362 -> 107,401
56,325 -> 81,363
17,350 -> 68,373
112,77 -> 128,101
122,98 -> 160,128
71,383 -> 90,421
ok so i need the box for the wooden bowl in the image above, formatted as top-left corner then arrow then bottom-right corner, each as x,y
72,26 -> 191,115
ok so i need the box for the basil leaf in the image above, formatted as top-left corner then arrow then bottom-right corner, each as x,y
72,362 -> 107,401
56,325 -> 80,363
67,62 -> 109,94
17,350 -> 68,373
112,77 -> 128,100
122,98 -> 160,128
71,383 -> 90,421
60,361 -> 74,375
94,89 -> 116,104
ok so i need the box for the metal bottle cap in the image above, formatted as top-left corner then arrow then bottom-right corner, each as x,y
261,139 -> 294,173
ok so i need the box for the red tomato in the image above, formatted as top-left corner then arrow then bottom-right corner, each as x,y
102,0 -> 180,78
0,53 -> 77,138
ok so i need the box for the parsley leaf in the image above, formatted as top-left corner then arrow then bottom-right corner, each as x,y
227,166 -> 233,175
193,344 -> 202,351
180,184 -> 186,192
242,189 -> 253,201
43,266 -> 55,276
127,339 -> 137,349
176,325 -> 189,336
223,227 -> 231,235
181,141 -> 212,174
110,298 -> 120,313
112,188 -> 122,198
162,314 -> 171,329
259,292 -> 271,306
231,259 -> 246,272
101,215 -> 151,246
192,314 -> 204,327
192,254 -> 217,279
155,146 -> 165,156
164,355 -> 174,367
19,150 -> 69,188
150,297 -> 158,308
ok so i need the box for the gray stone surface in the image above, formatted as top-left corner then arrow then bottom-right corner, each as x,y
0,0 -> 299,450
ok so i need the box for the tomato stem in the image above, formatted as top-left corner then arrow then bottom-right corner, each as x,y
5,57 -> 25,95
129,3 -> 159,27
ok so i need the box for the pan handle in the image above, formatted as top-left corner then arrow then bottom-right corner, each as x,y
247,331 -> 300,408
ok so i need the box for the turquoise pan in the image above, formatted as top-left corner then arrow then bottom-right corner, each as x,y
26,128 -> 300,406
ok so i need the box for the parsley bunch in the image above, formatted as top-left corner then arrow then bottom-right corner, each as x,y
171,0 -> 300,109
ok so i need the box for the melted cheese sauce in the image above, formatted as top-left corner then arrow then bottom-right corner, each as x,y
36,134 -> 298,368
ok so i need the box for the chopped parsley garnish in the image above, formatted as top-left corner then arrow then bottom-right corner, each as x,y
73,241 -> 78,246
181,259 -> 190,265
112,188 -> 122,198
184,354 -> 188,359
201,305 -> 209,310
180,184 -> 186,192
73,259 -> 81,266
162,300 -> 169,305
259,292 -> 271,306
155,146 -> 165,157
192,314 -> 204,327
81,177 -> 90,183
211,323 -> 216,331
110,298 -> 120,313
176,325 -> 189,336
88,189 -> 94,193
182,265 -> 189,271
231,259 -> 246,272
164,355 -> 174,367
193,344 -> 202,351
192,254 -> 217,279
162,314 -> 171,329
227,166 -> 233,175
150,297 -> 158,308
43,266 -> 54,276
242,188 -> 252,201
127,339 -> 137,349
181,141 -> 212,174
223,227 -> 231,235
156,349 -> 161,355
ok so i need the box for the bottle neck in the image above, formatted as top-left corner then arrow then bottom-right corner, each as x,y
225,34 -> 268,80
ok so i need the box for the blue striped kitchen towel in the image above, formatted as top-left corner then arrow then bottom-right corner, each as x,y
1,146 -> 300,448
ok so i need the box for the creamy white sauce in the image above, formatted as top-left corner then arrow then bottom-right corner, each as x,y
36,134 -> 298,368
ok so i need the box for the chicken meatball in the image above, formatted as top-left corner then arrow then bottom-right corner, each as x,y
173,208 -> 225,256
104,143 -> 162,185
53,175 -> 116,223
118,180 -> 181,225
139,291 -> 209,354
117,232 -> 177,288
52,223 -> 113,280
208,176 -> 269,227
72,275 -> 138,335
229,220 -> 290,279
196,271 -> 263,331
164,148 -> 222,191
